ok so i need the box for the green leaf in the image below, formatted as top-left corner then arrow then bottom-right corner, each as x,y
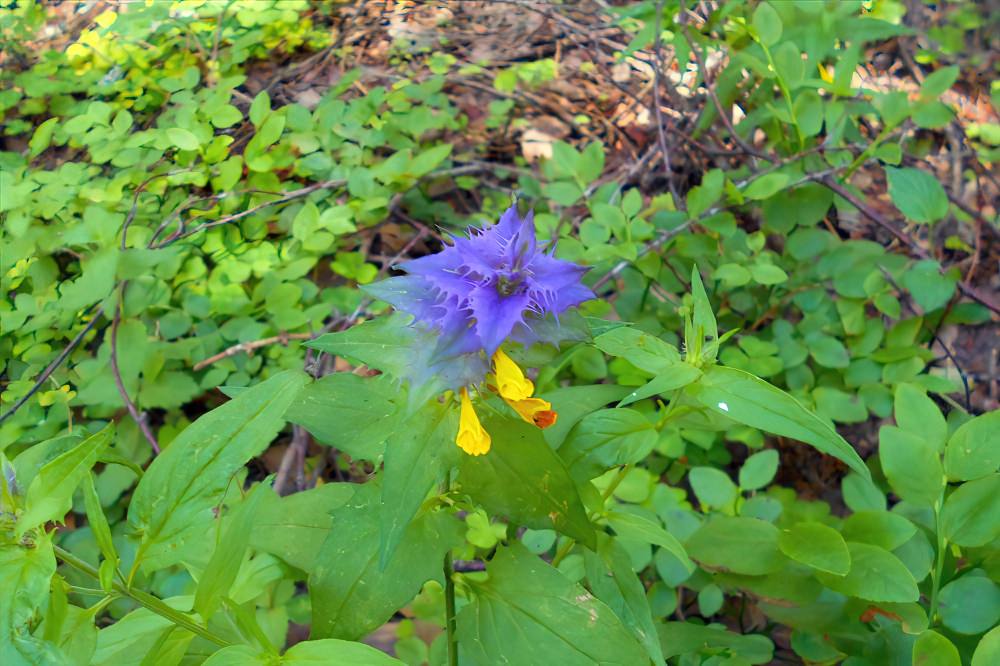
739,450 -> 779,490
310,483 -> 461,640
0,532 -> 56,648
743,173 -> 789,200
941,474 -> 1000,547
938,575 -> 1000,635
584,535 -> 666,664
249,91 -> 271,127
618,363 -> 702,407
944,411 -> 1000,481
82,472 -> 117,567
460,412 -> 595,549
605,511 -> 694,572
816,542 -> 918,602
593,327 -> 681,374
166,128 -> 200,151
689,466 -> 738,510
249,483 -> 355,572
778,521 -> 850,575
842,510 -> 916,550
919,66 -> 959,100
193,483 -> 267,618
686,169 -> 724,218
128,371 -> 309,572
913,630 -> 960,666
878,426 -> 943,507
542,180 -> 583,206
307,314 -> 417,382
885,167 -> 949,224
690,266 -> 719,351
685,516 -> 786,575
540,384 -> 631,449
282,639 -> 405,665
29,117 -> 59,158
902,259 -> 957,311
689,366 -> 869,478
380,399 -> 457,567
658,622 -> 774,663
559,408 -> 658,481
752,2 -> 783,46
972,626 -> 1000,666
285,373 -> 402,461
750,263 -> 788,285
806,332 -> 850,368
456,543 -> 649,666
17,425 -> 114,535
894,383 -> 947,451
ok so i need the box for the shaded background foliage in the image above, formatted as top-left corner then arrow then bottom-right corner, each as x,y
1,1 -> 998,665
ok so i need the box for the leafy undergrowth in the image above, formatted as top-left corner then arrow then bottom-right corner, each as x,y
1,1 -> 998,665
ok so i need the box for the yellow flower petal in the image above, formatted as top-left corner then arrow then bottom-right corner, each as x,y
493,349 -> 534,401
506,396 -> 558,429
457,388 -> 491,456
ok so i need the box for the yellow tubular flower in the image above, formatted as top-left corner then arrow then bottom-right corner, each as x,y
492,349 -> 534,401
508,397 -> 558,429
456,388 -> 491,455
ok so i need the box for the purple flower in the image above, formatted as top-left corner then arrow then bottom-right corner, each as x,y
365,205 -> 593,384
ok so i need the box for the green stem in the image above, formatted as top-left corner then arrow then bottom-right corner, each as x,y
552,464 -> 632,568
928,499 -> 948,623
442,471 -> 458,666
54,545 -> 231,647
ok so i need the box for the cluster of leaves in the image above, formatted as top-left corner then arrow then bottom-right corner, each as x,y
2,1 -> 998,665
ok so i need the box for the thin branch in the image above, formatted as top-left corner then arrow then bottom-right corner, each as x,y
111,283 -> 160,454
192,332 -> 312,371
651,0 -> 684,210
0,305 -> 104,425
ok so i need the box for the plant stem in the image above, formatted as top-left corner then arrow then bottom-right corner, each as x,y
553,464 -> 633,568
928,498 -> 948,623
54,545 -> 230,647
442,470 -> 459,666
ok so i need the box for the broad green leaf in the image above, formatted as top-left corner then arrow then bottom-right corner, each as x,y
938,575 -> 1000,635
593,327 -> 681,374
816,542 -> 918,602
91,598 -> 188,666
559,408 -> 658,481
618,363 -> 702,407
540,384 -> 631,449
310,484 -> 461,640
659,622 -> 774,663
913,630 -> 960,666
689,366 -> 869,478
739,449 -> 779,490
885,167 -> 948,224
29,117 -> 59,158
743,173 -> 789,200
307,314 -> 417,382
380,399 -> 458,567
686,169 -> 724,218
752,2 -> 782,46
249,483 -> 355,572
285,373 -> 402,461
606,511 -> 693,572
902,259 -> 957,311
12,435 -> 81,500
461,412 -> 595,549
166,127 -> 200,151
202,646 -> 268,666
282,639 -> 404,665
457,543 -> 648,666
972,626 -> 1000,666
0,532 -> 56,648
128,371 -> 309,572
685,516 -> 785,575
17,425 -> 114,535
193,483 -> 267,618
778,522 -> 850,575
841,510 -> 916,550
689,466 -> 738,510
919,66 -> 959,100
409,144 -> 452,177
842,471 -> 886,512
879,426 -> 943,507
584,535 -> 665,664
894,383 -> 947,451
944,411 -> 1000,481
941,474 -> 1000,547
